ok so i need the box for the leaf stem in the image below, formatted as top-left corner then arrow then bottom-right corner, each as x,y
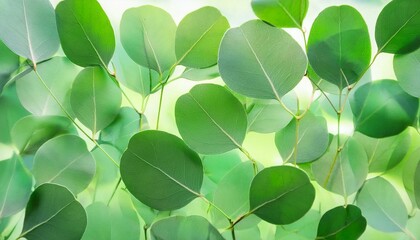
239,147 -> 258,175
33,69 -> 119,167
156,83 -> 166,130
107,177 -> 122,206
199,195 -> 232,223
144,225 -> 149,240
293,118 -> 300,166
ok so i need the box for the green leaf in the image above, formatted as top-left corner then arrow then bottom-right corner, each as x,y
55,0 -> 115,67
0,155 -> 32,218
353,130 -> 411,173
151,215 -> 224,240
0,0 -> 59,64
16,57 -> 81,117
175,84 -> 247,154
251,0 -> 308,28
202,151 -> 242,185
218,20 -> 307,100
394,47 -> 420,98
211,161 -> 260,229
275,111 -> 329,163
181,65 -> 220,81
33,135 -> 96,194
275,210 -> 321,240
0,41 -> 20,93
415,161 -> 420,208
70,67 -> 122,134
11,115 -> 77,155
356,177 -> 408,232
120,130 -> 203,210
402,147 -> 420,201
312,137 -> 368,196
20,183 -> 87,240
307,5 -> 371,90
247,99 -> 293,133
375,0 -> 420,54
351,80 -> 419,138
316,205 -> 367,240
120,5 -> 176,74
249,166 -> 315,225
176,6 -> 229,68
100,107 -> 146,153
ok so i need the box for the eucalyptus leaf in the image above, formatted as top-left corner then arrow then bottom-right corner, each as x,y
275,111 -> 329,163
33,135 -> 96,194
20,183 -> 87,240
218,20 -> 307,100
351,80 -> 419,138
120,5 -> 176,74
175,84 -> 247,154
375,0 -> 420,54
247,99 -> 293,133
16,57 -> 80,117
0,155 -> 32,218
202,151 -> 242,185
394,47 -> 420,98
307,5 -> 371,90
11,115 -> 77,155
316,205 -> 367,240
120,130 -> 203,210
151,215 -> 224,240
70,66 -> 122,134
356,177 -> 408,232
275,210 -> 321,240
251,0 -> 308,28
181,65 -> 220,81
312,137 -> 368,196
249,166 -> 315,225
55,0 -> 115,67
0,0 -> 59,64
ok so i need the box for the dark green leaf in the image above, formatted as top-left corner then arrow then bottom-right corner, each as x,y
120,5 -> 176,74
394,47 -> 420,97
218,20 -> 307,100
351,80 -> 419,138
249,166 -> 315,225
120,130 -> 203,210
316,205 -> 367,240
33,135 -> 96,194
70,67 -> 122,133
312,137 -> 368,196
176,6 -> 229,68
55,0 -> 115,67
0,0 -> 59,64
151,215 -> 224,240
0,155 -> 32,218
275,111 -> 329,163
251,0 -> 308,28
307,5 -> 371,89
175,84 -> 247,154
375,0 -> 420,54
356,177 -> 408,232
20,183 -> 87,240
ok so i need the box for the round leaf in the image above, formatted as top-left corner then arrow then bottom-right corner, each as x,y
175,84 -> 247,154
176,7 -> 229,68
70,66 -> 122,133
247,99 -> 293,134
55,0 -> 115,67
16,57 -> 81,117
275,111 -> 329,163
375,0 -> 420,54
312,137 -> 368,196
33,135 -> 96,194
394,47 -> 420,98
350,80 -> 419,138
218,20 -> 307,100
251,0 -> 308,28
356,177 -> 408,232
249,166 -> 315,225
120,130 -> 203,210
120,5 -> 176,74
317,205 -> 367,240
151,215 -> 224,240
20,183 -> 87,240
0,155 -> 32,218
0,0 -> 59,64
307,5 -> 371,89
